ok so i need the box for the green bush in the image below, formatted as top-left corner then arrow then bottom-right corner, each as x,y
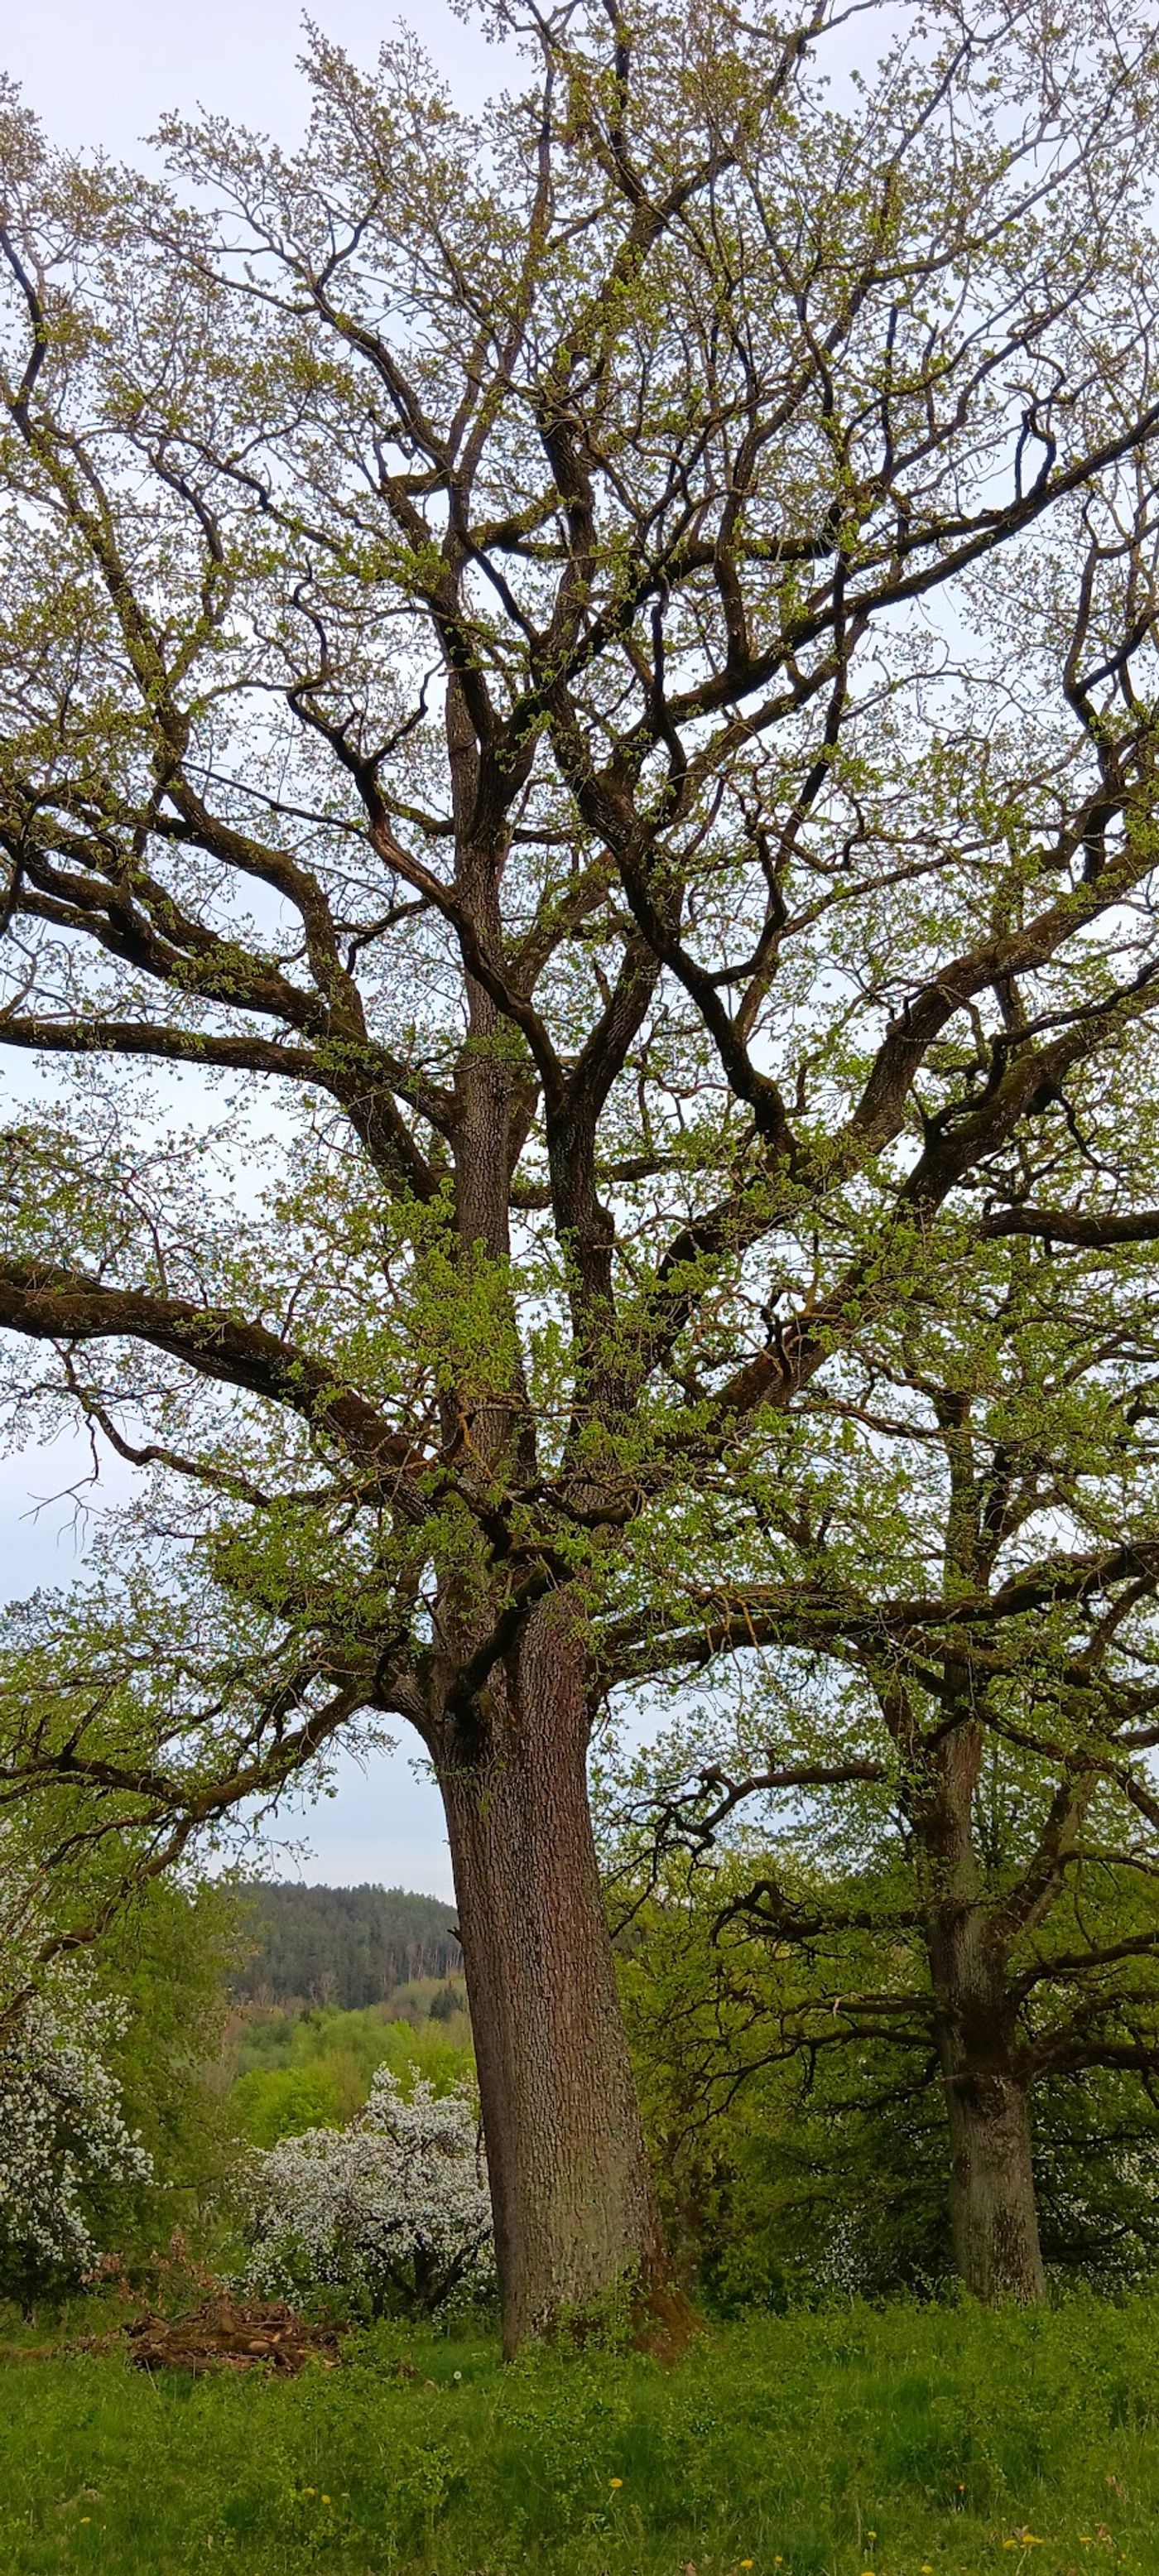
95,1876 -> 246,2256
229,2063 -> 352,2149
227,2007 -> 474,2147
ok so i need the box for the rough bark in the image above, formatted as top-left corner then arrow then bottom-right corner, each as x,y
440,1593 -> 667,2355
942,2052 -> 1046,2304
917,1681 -> 1046,2305
926,1877 -> 1046,2303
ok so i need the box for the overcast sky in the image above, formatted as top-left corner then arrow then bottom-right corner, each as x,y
0,0 -> 522,1901
3,1 -> 507,159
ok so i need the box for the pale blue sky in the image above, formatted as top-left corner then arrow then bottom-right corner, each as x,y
4,2 -> 508,158
0,0 -> 521,1901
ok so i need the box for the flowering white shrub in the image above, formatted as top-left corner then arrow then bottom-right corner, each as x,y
0,1977 -> 153,2301
239,2068 -> 494,2316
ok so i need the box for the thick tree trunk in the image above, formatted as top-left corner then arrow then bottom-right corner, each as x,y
926,1885 -> 1046,2303
914,1683 -> 1047,2307
943,2055 -> 1045,2304
440,1593 -> 667,2355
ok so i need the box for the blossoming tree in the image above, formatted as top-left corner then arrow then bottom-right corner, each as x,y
241,2069 -> 493,2317
0,1971 -> 151,2304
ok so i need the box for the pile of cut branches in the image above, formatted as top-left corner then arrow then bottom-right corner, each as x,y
123,2294 -> 346,2376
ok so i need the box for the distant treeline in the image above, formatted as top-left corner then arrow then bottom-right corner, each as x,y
233,1884 -> 461,2008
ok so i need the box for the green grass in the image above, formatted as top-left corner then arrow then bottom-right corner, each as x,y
0,2294 -> 1156,2574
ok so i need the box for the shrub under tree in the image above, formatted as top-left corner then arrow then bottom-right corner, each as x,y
239,2068 -> 494,2317
0,1970 -> 151,2307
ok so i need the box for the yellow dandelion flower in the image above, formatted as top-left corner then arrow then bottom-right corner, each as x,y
321,2494 -> 332,2505
608,2476 -> 623,2489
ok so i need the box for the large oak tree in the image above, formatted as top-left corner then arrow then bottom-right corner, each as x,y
2,0 -> 1159,2341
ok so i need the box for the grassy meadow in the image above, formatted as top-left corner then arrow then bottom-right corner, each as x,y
0,2293 -> 1154,2576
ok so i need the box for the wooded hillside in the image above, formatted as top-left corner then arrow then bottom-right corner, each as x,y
232,1885 -> 460,2008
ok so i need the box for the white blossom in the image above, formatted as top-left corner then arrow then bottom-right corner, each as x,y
0,1975 -> 152,2299
239,2067 -> 494,2316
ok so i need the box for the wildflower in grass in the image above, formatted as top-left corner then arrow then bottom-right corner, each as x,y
608,2477 -> 623,2489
